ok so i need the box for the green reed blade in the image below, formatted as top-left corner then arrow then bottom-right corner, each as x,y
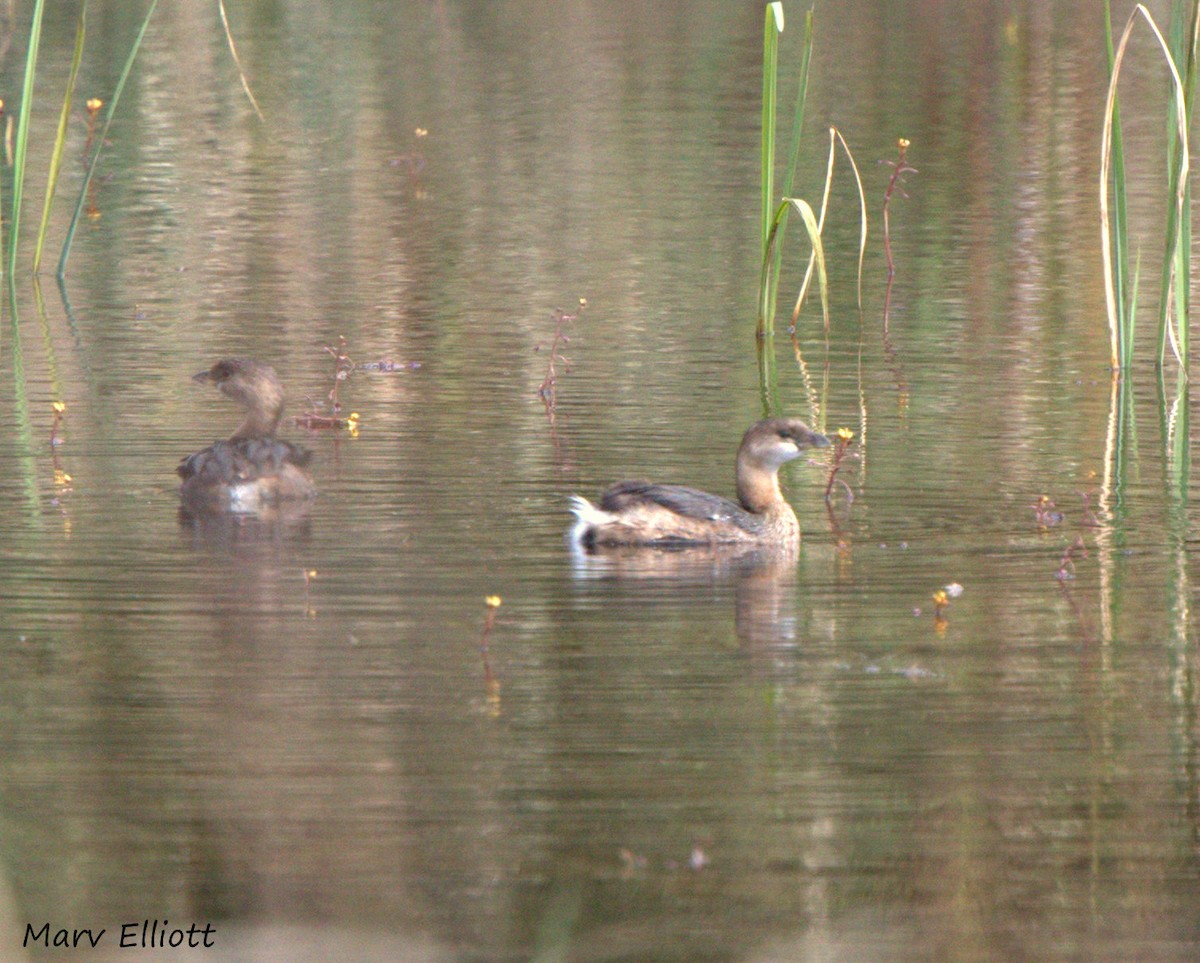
835,129 -> 868,319
758,198 -> 789,338
57,0 -> 158,281
1102,4 -> 1190,373
759,4 -> 817,338
768,7 -> 814,328
761,2 -> 782,262
791,127 -> 865,334
1102,0 -> 1130,367
1160,0 -> 1198,373
785,196 -> 828,335
33,1 -> 86,276
778,8 -> 813,216
7,0 -> 47,279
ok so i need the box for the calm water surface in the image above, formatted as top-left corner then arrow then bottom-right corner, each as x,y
1,1 -> 1198,960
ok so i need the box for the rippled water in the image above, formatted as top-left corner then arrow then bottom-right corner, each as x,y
1,2 -> 1198,960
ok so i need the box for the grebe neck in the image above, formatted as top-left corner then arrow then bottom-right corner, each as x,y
736,462 -> 787,515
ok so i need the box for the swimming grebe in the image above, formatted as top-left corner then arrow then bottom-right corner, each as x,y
177,358 -> 315,512
569,417 -> 829,548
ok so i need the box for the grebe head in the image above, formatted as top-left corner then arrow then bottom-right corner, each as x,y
193,358 -> 286,439
738,417 -> 830,468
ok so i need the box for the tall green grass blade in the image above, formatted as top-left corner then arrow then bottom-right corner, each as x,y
1101,3 -> 1190,372
761,3 -> 782,262
33,1 -> 86,276
778,8 -> 813,220
1161,0 -> 1198,373
57,0 -> 158,281
7,0 -> 47,279
768,7 -> 814,332
758,3 -> 817,339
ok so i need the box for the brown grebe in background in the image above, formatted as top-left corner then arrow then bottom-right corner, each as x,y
569,417 -> 829,548
178,359 -> 315,512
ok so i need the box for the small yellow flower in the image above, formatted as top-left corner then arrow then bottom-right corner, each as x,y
414,127 -> 428,138
52,400 -> 66,414
86,98 -> 103,113
836,427 -> 854,442
898,137 -> 910,149
485,595 -> 502,608
931,590 -> 948,608
578,297 -> 588,307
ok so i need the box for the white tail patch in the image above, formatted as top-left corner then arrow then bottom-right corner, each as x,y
567,494 -> 611,545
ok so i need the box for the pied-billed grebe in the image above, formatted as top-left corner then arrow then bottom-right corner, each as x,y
569,417 -> 829,548
177,359 -> 315,512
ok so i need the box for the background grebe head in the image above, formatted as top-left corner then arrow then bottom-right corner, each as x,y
193,358 -> 286,439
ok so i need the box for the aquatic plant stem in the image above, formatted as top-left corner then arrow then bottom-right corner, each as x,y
882,138 -> 915,281
57,0 -> 158,281
218,0 -> 264,121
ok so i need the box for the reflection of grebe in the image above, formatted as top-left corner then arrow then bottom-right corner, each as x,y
178,359 -> 315,513
569,418 -> 829,548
